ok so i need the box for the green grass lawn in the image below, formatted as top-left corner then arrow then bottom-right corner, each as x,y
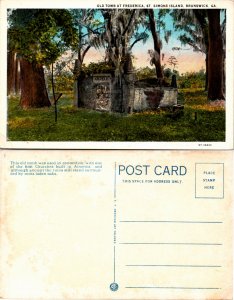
7,88 -> 225,142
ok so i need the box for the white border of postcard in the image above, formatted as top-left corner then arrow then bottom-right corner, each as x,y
0,0 -> 233,150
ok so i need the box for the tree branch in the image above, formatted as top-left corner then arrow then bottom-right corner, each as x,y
130,37 -> 145,50
122,10 -> 136,36
79,24 -> 105,35
81,45 -> 91,63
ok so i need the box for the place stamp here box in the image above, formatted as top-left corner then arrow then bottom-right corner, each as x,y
195,163 -> 224,198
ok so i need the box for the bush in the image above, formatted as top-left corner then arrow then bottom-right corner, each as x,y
136,67 -> 155,80
46,71 -> 74,93
83,62 -> 115,75
178,69 -> 206,89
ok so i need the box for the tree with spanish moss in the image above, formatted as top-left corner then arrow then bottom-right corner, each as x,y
170,9 -> 225,100
70,9 -> 105,107
171,9 -> 209,90
91,9 -> 149,112
146,9 -> 164,80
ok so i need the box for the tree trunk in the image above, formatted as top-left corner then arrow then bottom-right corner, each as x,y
192,10 -> 209,91
7,51 -> 20,96
77,77 -> 82,107
207,10 -> 224,100
222,49 -> 226,97
205,52 -> 208,91
147,9 -> 164,79
20,58 -> 51,108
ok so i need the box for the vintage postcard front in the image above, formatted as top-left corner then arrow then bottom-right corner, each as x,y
0,150 -> 232,299
0,0 -> 233,149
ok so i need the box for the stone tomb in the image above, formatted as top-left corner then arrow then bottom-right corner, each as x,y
79,73 -> 178,113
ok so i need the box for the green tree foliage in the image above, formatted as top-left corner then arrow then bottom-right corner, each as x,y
8,9 -> 78,65
8,9 -> 78,108
163,68 -> 173,79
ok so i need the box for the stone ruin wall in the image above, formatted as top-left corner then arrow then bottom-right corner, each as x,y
133,87 -> 178,112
